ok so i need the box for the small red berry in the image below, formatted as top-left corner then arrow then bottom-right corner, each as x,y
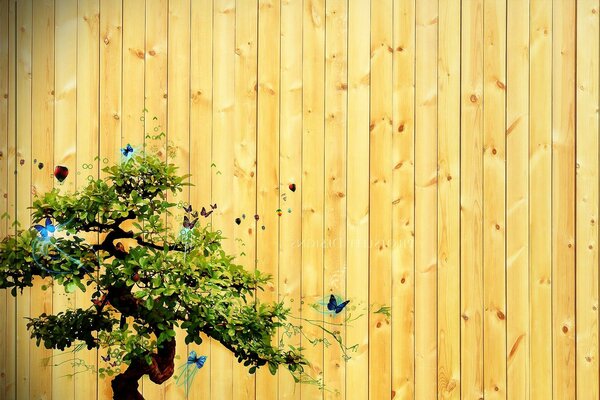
132,273 -> 140,282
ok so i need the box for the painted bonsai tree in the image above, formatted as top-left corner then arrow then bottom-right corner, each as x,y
0,151 -> 308,400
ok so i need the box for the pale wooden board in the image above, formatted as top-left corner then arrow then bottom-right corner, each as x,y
5,1 -> 16,397
506,0 -> 530,398
98,1 -> 123,399
552,0 -> 576,397
211,0 -> 236,398
529,0 -> 552,398
483,0 -> 506,398
30,2 -> 54,398
323,0 -> 347,398
346,1 -> 370,399
15,1 -> 32,397
256,0 -> 280,398
165,1 -> 191,399
414,0 -> 437,398
392,0 -> 415,396
369,1 -> 393,399
122,0 -> 145,147
576,1 -> 600,398
232,1 -> 258,398
75,1 -> 101,398
301,0 -> 325,398
0,0 -> 9,396
278,0 -> 301,399
437,0 -> 460,397
53,1 -> 78,399
460,0 -> 484,398
188,0 -> 213,398
143,0 -> 168,396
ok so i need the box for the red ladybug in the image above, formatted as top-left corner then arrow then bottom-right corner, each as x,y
54,165 -> 69,182
288,183 -> 296,192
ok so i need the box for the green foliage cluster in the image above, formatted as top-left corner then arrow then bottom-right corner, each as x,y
0,152 -> 314,389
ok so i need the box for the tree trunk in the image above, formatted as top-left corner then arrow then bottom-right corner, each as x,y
111,339 -> 176,400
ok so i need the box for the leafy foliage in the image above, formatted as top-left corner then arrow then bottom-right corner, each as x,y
0,151 -> 324,396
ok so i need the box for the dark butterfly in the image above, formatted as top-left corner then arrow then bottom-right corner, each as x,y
210,203 -> 217,210
327,294 -> 350,314
54,165 -> 69,182
34,217 -> 56,239
187,351 -> 207,369
121,144 -> 134,157
183,215 -> 198,229
183,204 -> 193,213
101,354 -> 111,362
200,207 -> 213,218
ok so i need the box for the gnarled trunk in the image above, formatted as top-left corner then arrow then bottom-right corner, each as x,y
111,339 -> 176,400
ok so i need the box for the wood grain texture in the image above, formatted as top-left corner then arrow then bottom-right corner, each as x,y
576,1 -> 600,400
1,2 -> 600,399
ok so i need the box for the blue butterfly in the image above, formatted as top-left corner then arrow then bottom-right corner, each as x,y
121,144 -> 134,157
327,294 -> 350,314
187,351 -> 207,369
34,217 -> 56,239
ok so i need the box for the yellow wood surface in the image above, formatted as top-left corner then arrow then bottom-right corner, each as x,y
576,1 -> 600,400
0,1 -> 598,399
483,0 -> 506,398
437,0 -> 460,398
279,0 -> 301,398
506,0 -> 530,398
30,2 -> 53,398
415,0 -> 437,398
346,2 -> 370,400
460,0 -> 484,398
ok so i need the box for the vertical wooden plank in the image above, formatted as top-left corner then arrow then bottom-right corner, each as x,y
576,0 -> 600,398
143,2 -> 167,397
54,1 -> 77,399
30,2 -> 54,398
144,0 -> 167,163
5,1 -> 16,398
301,0 -> 325,397
233,1 -> 257,398
15,1 -> 32,397
99,1 -> 122,399
529,0 -> 552,398
506,0 -> 529,398
0,0 -> 9,394
188,1 -> 213,399
346,0 -> 370,399
76,0 -> 100,399
324,0 -> 347,398
256,0 -> 279,399
392,0 -> 416,396
483,0 -> 506,398
278,0 -> 300,398
552,0 -> 576,397
460,0 -> 484,398
415,0 -> 437,397
212,0 -> 235,398
369,1 -> 392,399
165,1 -> 190,399
122,0 -> 145,146
437,0 -> 460,397
188,1 -> 212,397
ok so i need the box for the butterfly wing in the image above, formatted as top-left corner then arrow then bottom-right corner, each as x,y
196,355 -> 207,369
45,217 -> 55,234
200,207 -> 207,216
335,300 -> 350,314
327,294 -> 338,312
187,350 -> 197,364
183,215 -> 191,229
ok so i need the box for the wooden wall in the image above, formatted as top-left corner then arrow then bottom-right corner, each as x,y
0,0 -> 599,399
